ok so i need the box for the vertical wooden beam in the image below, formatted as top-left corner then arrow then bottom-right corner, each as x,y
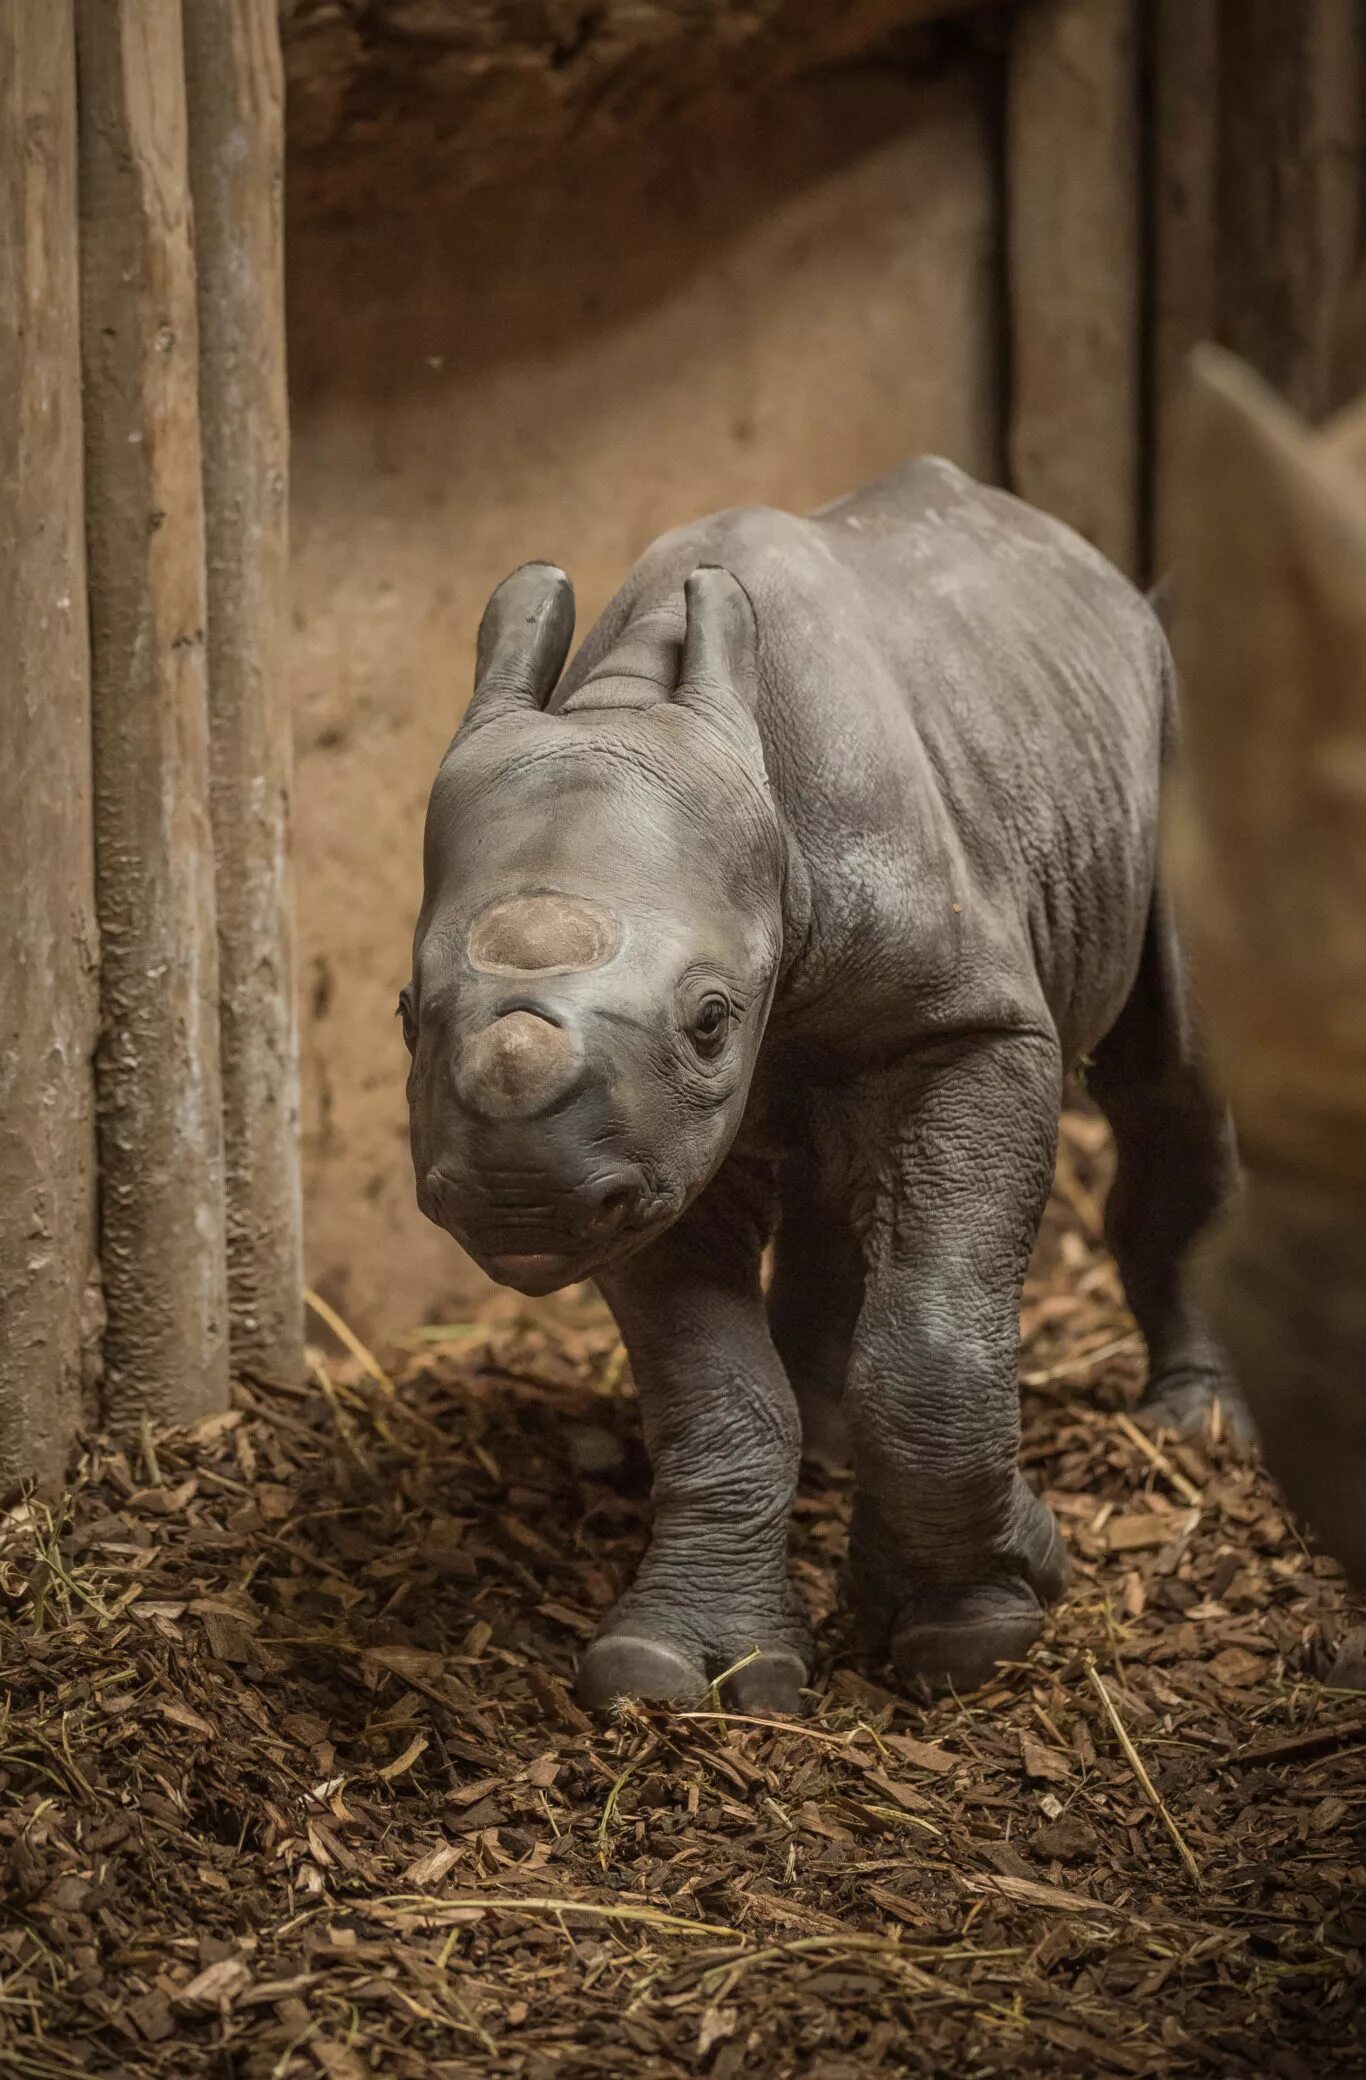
1006,0 -> 1141,572
184,1 -> 304,1386
76,0 -> 229,1429
1149,0 -> 1220,571
0,2 -> 100,1487
1216,0 -> 1363,421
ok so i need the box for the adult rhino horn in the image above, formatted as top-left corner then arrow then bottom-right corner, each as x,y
460,562 -> 576,736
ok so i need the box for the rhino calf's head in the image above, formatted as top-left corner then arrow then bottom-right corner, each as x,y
403,559 -> 786,1294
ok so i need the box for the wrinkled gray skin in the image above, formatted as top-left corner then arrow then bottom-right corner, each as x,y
405,458 -> 1241,1713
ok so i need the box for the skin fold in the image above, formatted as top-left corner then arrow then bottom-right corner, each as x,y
405,456 -> 1242,1712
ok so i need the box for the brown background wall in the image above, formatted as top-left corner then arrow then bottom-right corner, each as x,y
286,55 -> 1001,1342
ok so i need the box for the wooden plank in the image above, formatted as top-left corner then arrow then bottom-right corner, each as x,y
184,0 -> 304,1387
1149,0 -> 1221,571
76,0 -> 229,1429
1006,0 -> 1141,572
1216,0 -> 1363,420
0,1 -> 100,1487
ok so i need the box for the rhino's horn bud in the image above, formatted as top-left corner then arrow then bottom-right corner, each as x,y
458,1011 -> 581,1120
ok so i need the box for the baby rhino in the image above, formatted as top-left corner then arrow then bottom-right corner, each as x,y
404,457 -> 1240,1712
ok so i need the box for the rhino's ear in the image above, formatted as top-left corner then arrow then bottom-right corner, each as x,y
674,565 -> 760,723
1324,387 -> 1366,477
1166,344 -> 1366,1180
461,562 -> 575,735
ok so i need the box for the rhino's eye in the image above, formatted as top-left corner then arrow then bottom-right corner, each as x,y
398,988 -> 417,1055
691,994 -> 731,1058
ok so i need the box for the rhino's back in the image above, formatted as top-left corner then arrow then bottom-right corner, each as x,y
560,458 -> 1170,1056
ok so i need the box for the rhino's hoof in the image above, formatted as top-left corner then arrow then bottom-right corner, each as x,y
721,1648 -> 808,1716
1139,1369 -> 1256,1444
576,1634 -> 706,1711
889,1504 -> 1067,1695
891,1598 -> 1048,1696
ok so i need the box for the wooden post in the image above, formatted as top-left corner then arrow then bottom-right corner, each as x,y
76,0 -> 230,1429
1006,0 -> 1141,573
0,2 -> 101,1487
1216,0 -> 1363,421
1149,0 -> 1220,571
184,1 -> 304,1386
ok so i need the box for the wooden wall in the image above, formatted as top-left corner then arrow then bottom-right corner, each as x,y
0,3 -> 101,1483
1006,0 -> 1366,581
1,0 -> 301,1491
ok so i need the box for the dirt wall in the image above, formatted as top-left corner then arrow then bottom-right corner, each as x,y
286,56 -> 1002,1344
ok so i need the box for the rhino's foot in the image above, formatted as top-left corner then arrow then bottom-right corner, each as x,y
577,1632 -> 808,1714
891,1588 -> 1051,1696
851,1479 -> 1068,1697
721,1646 -> 809,1712
576,1593 -> 812,1715
576,1634 -> 706,1709
1138,1364 -> 1255,1443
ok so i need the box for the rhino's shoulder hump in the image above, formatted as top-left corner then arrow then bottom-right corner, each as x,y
633,500 -> 815,580
812,452 -> 978,526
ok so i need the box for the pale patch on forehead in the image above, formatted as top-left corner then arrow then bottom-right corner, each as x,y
466,892 -> 621,976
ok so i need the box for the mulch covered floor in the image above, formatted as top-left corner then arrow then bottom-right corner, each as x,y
2,1114 -> 1364,2079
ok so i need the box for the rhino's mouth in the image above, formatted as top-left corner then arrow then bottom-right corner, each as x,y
483,1250 -> 593,1296
425,1171 -> 681,1293
476,1221 -> 659,1295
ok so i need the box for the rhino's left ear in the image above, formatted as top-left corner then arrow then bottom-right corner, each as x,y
460,561 -> 576,737
674,565 -> 760,724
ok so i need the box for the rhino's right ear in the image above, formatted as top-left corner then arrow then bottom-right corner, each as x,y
674,565 -> 761,728
461,562 -> 575,736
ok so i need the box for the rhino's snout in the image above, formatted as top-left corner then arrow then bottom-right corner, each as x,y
422,1156 -> 652,1293
416,991 -> 670,1287
484,1169 -> 650,1286
424,1162 -> 648,1243
457,1008 -> 583,1120
574,1168 -> 655,1245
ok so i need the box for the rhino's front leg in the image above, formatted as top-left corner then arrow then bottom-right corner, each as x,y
579,1161 -> 811,1713
829,1033 -> 1069,1695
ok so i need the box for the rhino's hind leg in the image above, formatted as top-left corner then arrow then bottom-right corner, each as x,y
768,1152 -> 864,1467
827,1034 -> 1070,1697
1088,890 -> 1250,1439
580,1162 -> 813,1716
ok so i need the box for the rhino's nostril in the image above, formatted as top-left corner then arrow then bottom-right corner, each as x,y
579,1172 -> 647,1239
422,1167 -> 461,1227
